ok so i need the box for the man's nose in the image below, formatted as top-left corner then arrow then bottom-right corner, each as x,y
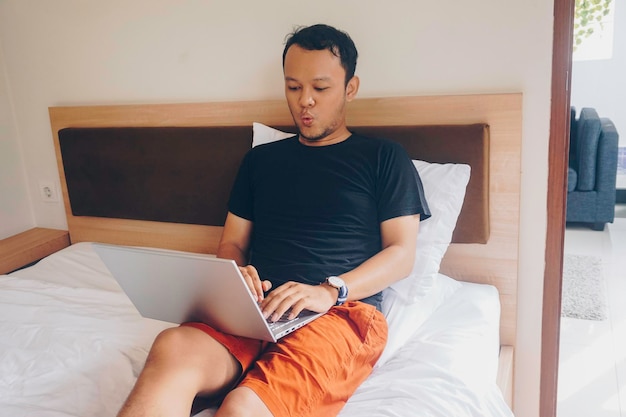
299,89 -> 315,108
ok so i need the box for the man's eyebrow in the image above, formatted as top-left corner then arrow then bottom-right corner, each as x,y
284,76 -> 332,82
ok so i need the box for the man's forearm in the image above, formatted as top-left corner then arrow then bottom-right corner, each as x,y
216,243 -> 248,266
338,243 -> 415,301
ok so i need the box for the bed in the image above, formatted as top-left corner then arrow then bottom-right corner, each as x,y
0,93 -> 521,416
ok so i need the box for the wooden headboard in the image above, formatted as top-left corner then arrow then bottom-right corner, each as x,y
49,93 -> 522,350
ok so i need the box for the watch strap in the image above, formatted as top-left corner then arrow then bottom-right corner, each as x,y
325,276 -> 348,306
335,284 -> 348,306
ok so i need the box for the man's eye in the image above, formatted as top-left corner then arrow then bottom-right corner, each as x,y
287,86 -> 300,91
315,87 -> 329,92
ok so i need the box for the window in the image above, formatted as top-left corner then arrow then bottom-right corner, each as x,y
573,0 -> 615,61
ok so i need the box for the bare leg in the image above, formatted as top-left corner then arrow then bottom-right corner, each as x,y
214,386 -> 274,417
117,326 -> 241,417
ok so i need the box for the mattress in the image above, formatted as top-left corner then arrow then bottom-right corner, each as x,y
0,242 -> 513,417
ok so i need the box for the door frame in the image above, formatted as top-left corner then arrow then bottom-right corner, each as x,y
541,0 -> 574,415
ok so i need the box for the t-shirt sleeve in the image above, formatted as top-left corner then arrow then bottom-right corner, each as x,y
227,151 -> 255,221
377,142 -> 431,222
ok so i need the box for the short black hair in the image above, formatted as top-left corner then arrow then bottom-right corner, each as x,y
282,24 -> 358,85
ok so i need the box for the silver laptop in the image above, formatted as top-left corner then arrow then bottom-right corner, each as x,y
93,243 -> 323,342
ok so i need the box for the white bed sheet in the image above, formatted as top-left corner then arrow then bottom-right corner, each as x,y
341,281 -> 510,417
0,243 -> 513,417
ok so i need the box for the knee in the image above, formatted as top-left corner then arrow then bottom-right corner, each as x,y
150,327 -> 192,358
143,326 -> 242,397
152,326 -> 190,349
145,326 -> 210,371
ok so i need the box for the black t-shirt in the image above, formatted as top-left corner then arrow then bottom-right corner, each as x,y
228,134 -> 430,307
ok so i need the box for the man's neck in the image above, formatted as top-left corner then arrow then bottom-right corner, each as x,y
298,129 -> 352,147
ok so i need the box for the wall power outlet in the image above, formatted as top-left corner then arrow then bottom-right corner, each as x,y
39,181 -> 59,203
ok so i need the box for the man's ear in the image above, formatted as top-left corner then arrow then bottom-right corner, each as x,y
346,76 -> 360,102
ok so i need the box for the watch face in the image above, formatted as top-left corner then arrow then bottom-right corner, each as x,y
328,276 -> 344,288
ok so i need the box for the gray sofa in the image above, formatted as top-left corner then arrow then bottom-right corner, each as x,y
567,107 -> 619,230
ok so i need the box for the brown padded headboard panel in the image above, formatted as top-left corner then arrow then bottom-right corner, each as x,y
59,127 -> 251,226
58,123 -> 489,244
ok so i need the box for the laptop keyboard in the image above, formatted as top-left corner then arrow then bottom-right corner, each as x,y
257,302 -> 298,326
267,312 -> 298,329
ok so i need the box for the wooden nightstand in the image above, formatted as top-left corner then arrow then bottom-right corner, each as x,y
0,228 -> 70,274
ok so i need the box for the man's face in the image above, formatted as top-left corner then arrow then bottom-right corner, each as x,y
283,45 -> 358,146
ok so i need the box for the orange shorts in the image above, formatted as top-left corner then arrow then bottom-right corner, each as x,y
183,301 -> 387,417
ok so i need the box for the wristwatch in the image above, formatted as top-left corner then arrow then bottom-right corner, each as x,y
325,276 -> 348,306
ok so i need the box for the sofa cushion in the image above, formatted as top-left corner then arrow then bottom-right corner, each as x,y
596,118 -> 619,191
567,167 -> 577,192
569,107 -> 577,163
575,108 -> 602,191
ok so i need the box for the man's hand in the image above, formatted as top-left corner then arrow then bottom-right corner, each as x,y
238,265 -> 272,302
259,281 -> 336,322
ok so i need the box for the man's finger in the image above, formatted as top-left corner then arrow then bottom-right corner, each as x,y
239,265 -> 264,301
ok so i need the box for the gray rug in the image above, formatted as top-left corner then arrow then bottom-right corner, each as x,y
561,254 -> 607,320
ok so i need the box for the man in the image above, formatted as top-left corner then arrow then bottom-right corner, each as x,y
117,24 -> 430,417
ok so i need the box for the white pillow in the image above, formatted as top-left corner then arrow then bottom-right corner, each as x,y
252,122 -> 294,147
388,160 -> 470,303
252,123 -> 471,303
376,273 -> 462,368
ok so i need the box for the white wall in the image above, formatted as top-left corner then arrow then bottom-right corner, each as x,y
571,0 -> 625,143
0,1 -> 556,416
0,42 -> 33,237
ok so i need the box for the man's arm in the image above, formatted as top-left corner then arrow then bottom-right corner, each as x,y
337,214 -> 420,300
216,212 -> 253,266
217,212 -> 271,301
261,214 -> 420,321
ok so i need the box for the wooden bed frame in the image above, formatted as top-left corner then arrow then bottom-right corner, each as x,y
49,93 -> 522,407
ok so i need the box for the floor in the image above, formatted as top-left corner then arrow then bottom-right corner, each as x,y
557,205 -> 626,416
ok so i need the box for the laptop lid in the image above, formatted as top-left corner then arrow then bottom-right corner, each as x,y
93,243 -> 321,342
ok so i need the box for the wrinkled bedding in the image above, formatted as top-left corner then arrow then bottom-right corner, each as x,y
0,243 -> 512,417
